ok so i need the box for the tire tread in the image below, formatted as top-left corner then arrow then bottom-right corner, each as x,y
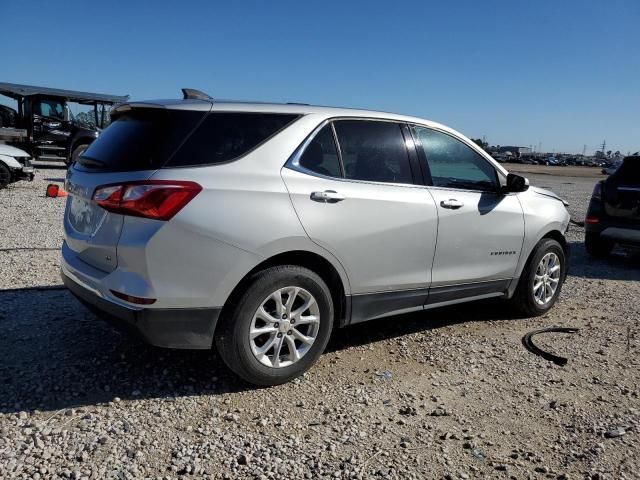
215,265 -> 334,386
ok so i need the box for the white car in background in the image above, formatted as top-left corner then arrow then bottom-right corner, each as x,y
0,144 -> 35,188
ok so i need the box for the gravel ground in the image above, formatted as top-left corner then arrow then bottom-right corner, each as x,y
1,165 -> 639,479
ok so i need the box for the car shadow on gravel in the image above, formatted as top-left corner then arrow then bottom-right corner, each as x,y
0,288 -> 242,414
0,288 -> 515,414
2,239 -> 638,415
567,240 -> 640,282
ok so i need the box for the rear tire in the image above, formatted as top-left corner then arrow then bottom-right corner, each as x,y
215,265 -> 334,386
0,163 -> 11,188
585,232 -> 614,258
510,238 -> 566,317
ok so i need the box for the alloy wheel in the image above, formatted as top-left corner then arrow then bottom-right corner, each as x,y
249,286 -> 320,368
533,252 -> 561,305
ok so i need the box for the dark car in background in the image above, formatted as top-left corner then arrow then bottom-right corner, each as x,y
585,155 -> 640,257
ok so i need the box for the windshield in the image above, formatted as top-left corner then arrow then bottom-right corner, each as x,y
34,98 -> 65,120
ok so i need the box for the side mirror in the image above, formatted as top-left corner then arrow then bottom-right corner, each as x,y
503,173 -> 529,193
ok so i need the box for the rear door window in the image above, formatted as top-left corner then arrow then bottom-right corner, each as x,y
298,124 -> 342,177
333,120 -> 413,184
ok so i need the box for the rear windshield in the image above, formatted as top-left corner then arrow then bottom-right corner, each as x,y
612,157 -> 640,183
77,110 -> 299,171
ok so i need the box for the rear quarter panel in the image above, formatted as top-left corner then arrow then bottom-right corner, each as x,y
146,115 -> 351,307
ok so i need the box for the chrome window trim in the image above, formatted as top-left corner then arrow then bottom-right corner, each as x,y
424,184 -> 518,196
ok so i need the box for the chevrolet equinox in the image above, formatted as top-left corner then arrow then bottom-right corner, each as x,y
62,89 -> 570,386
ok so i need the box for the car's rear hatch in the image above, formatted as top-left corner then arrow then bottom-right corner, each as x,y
63,101 -> 212,272
604,156 -> 640,225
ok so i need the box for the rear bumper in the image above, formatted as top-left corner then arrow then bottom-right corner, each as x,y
62,270 -> 221,349
600,227 -> 640,245
585,199 -> 639,240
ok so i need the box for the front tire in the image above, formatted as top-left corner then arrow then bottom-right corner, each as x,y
510,238 -> 566,317
215,266 -> 334,386
585,232 -> 614,258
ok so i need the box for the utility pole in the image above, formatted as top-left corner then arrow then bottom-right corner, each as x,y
582,144 -> 586,156
601,140 -> 606,154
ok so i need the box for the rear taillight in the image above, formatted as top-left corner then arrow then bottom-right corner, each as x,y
592,182 -> 602,201
93,181 -> 202,220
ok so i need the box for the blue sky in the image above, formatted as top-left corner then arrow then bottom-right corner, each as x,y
3,0 -> 638,154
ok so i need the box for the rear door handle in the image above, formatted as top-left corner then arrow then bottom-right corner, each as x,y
440,199 -> 464,209
310,190 -> 345,203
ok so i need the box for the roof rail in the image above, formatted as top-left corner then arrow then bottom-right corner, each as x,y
181,88 -> 213,101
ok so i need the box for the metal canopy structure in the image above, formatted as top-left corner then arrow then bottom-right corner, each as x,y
0,82 -> 128,105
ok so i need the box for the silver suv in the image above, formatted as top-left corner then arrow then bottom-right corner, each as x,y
62,90 -> 570,385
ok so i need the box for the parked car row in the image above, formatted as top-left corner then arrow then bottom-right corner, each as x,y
493,155 -> 618,168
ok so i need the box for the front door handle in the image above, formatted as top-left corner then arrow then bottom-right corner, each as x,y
440,199 -> 464,209
310,190 -> 345,203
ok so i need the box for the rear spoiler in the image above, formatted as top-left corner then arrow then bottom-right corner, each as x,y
110,88 -> 213,119
109,102 -> 166,120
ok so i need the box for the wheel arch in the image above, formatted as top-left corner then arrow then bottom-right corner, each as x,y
508,228 -> 569,298
218,250 -> 350,334
541,229 -> 568,255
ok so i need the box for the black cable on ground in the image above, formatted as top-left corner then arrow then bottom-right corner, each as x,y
522,327 -> 579,366
0,247 -> 60,252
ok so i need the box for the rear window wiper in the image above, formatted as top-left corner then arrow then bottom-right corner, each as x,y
76,156 -> 107,169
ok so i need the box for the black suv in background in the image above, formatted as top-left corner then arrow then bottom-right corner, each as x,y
585,155 -> 640,257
